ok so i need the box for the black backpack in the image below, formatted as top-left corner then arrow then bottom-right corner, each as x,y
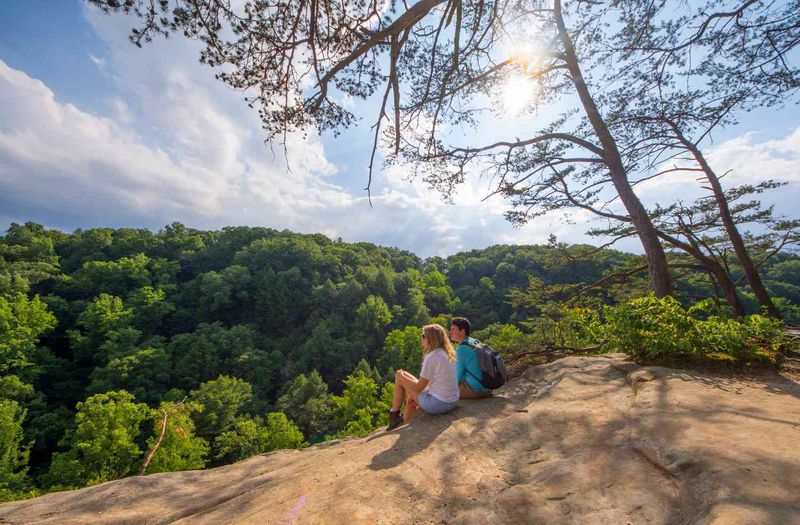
463,340 -> 508,389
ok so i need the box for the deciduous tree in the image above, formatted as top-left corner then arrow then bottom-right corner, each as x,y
45,391 -> 148,489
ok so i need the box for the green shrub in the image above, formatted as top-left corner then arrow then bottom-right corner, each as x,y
687,298 -> 735,320
695,314 -> 784,360
562,308 -> 605,348
605,295 -> 787,361
604,295 -> 697,359
743,314 -> 784,349
213,412 -> 305,463
694,317 -> 752,358
473,323 -> 529,358
520,307 -> 605,350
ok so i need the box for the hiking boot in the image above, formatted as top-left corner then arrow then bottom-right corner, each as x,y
386,410 -> 403,431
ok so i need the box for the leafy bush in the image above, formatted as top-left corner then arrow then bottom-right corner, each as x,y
213,412 -> 304,463
43,391 -> 149,490
694,314 -> 785,361
743,314 -> 784,347
604,295 -> 697,359
561,308 -> 605,348
520,307 -> 605,350
329,365 -> 392,438
605,295 -> 787,361
145,401 -> 209,474
693,317 -> 752,358
473,323 -> 529,358
687,298 -> 735,320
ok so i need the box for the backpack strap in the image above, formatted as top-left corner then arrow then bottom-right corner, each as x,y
460,340 -> 485,385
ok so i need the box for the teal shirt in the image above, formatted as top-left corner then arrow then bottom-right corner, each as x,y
455,337 -> 490,393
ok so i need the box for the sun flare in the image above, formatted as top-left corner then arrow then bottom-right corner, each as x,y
498,37 -> 545,116
501,75 -> 539,116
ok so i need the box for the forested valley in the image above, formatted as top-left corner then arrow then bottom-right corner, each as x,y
1,221 -> 798,502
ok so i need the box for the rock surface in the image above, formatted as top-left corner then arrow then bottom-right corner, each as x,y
3,353 -> 800,524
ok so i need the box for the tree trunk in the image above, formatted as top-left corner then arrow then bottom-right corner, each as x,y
553,0 -> 672,297
669,122 -> 782,319
656,231 -> 745,317
707,263 -> 746,317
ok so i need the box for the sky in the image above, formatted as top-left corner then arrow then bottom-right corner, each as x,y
1,1 -> 798,258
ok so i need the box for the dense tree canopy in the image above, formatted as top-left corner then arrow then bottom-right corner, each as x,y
0,400 -> 30,499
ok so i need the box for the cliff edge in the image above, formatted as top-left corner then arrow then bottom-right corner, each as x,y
2,353 -> 799,524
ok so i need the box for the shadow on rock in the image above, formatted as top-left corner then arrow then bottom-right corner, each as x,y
368,396 -> 511,471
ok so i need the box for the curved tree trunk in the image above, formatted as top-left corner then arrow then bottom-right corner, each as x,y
554,0 -> 672,297
668,122 -> 782,319
704,263 -> 746,317
655,231 -> 745,317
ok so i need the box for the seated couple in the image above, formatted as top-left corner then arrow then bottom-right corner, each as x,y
387,317 -> 491,431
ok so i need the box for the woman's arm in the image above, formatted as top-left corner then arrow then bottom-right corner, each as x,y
397,370 -> 429,394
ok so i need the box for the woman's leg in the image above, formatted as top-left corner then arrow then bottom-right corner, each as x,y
392,370 -> 425,421
397,370 -> 426,423
403,394 -> 419,422
391,379 -> 407,412
391,369 -> 423,412
397,370 -> 425,396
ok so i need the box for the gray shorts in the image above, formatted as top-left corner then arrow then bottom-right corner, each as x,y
417,390 -> 458,415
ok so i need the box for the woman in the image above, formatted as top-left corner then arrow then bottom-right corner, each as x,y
387,324 -> 459,430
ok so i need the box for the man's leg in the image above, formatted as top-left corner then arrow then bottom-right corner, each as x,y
459,382 -> 492,399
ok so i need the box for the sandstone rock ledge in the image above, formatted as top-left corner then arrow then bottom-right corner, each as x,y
2,353 -> 799,525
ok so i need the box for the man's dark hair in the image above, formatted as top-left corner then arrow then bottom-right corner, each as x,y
451,317 -> 471,336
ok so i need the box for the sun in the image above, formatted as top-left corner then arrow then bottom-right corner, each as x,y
497,31 -> 546,117
499,38 -> 544,116
501,75 -> 539,116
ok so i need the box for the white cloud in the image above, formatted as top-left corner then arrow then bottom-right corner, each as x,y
89,53 -> 105,67
0,57 -> 341,229
706,129 -> 800,187
635,128 -> 800,221
0,50 -> 614,258
106,96 -> 133,124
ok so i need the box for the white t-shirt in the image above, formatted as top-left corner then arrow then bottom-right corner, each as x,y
419,348 -> 459,403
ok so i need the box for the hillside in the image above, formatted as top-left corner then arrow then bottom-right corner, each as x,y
3,223 -> 800,499
2,353 -> 799,524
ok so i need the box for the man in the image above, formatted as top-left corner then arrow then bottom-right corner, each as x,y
451,317 -> 492,399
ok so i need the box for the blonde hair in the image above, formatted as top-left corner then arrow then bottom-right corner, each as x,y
422,324 -> 455,362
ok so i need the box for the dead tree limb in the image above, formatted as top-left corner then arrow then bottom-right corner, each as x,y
139,397 -> 187,476
507,339 -> 609,365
